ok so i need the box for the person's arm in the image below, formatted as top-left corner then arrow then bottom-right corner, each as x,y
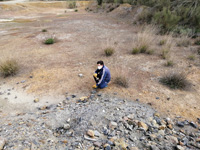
97,68 -> 107,85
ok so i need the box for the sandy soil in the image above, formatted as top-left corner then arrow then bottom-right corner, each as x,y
0,2 -> 200,121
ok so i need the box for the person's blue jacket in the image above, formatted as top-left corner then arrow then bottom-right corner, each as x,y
95,65 -> 111,88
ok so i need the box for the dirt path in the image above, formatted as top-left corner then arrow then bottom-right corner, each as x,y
0,2 -> 200,122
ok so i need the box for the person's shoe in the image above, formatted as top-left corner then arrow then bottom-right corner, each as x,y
92,84 -> 98,89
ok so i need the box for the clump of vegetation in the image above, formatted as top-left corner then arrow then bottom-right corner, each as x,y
42,29 -> 47,32
68,2 -> 76,9
159,40 -> 166,46
188,55 -> 195,61
132,26 -> 157,55
44,38 -> 55,45
0,59 -> 19,77
165,60 -> 174,67
133,0 -> 200,35
104,47 -> 114,56
161,49 -> 170,59
132,45 -> 149,54
195,39 -> 200,45
159,72 -> 190,90
114,76 -> 129,88
74,9 -> 78,12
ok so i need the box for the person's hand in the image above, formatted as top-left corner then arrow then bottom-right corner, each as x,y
92,84 -> 97,89
93,73 -> 97,78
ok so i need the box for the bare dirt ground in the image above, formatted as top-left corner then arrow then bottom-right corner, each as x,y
0,2 -> 200,121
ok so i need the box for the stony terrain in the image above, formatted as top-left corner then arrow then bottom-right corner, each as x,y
0,90 -> 200,150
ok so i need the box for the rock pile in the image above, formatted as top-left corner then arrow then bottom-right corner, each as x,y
0,91 -> 199,150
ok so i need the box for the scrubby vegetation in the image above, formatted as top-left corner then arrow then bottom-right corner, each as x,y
165,60 -> 174,67
98,0 -> 200,35
0,59 -> 19,77
195,38 -> 200,45
114,76 -> 129,88
160,72 -> 190,90
69,2 -> 76,9
42,29 -> 47,32
104,47 -> 114,56
44,38 -> 55,45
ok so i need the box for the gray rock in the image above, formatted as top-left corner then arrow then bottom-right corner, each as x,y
84,135 -> 98,142
63,124 -> 70,130
190,122 -> 197,128
177,122 -> 184,127
176,145 -> 185,150
93,141 -> 102,147
94,130 -> 101,137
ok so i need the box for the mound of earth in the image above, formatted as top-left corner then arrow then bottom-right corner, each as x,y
0,92 -> 199,150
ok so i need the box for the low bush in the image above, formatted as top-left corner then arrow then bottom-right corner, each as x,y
114,76 -> 129,88
104,47 -> 114,56
42,29 -> 47,32
159,72 -> 190,90
132,48 -> 140,54
44,38 -> 55,45
74,9 -> 78,12
68,2 -> 76,9
165,60 -> 174,67
0,59 -> 19,77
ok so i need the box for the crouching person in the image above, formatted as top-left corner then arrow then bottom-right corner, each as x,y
93,60 -> 111,89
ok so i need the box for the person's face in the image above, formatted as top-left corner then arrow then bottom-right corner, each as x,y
97,64 -> 103,69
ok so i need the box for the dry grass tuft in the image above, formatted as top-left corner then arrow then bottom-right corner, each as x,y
114,76 -> 129,88
177,35 -> 191,47
0,59 -> 19,77
159,72 -> 190,90
104,47 -> 114,56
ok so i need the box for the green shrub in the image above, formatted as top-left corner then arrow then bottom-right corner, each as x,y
0,59 -> 19,77
153,7 -> 181,33
194,39 -> 200,45
140,45 -> 148,53
159,73 -> 190,90
42,29 -> 47,32
132,48 -> 140,54
74,9 -> 78,12
114,76 -> 129,88
104,47 -> 114,56
68,2 -> 76,9
187,55 -> 195,61
44,38 -> 55,45
165,60 -> 174,67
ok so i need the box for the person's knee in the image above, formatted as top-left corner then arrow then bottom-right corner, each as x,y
98,83 -> 108,89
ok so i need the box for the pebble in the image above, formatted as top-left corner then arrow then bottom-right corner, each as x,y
190,122 -> 197,128
87,130 -> 95,137
63,124 -> 70,130
138,121 -> 148,131
93,141 -> 102,147
34,98 -> 39,103
176,145 -> 185,150
78,74 -> 83,77
177,122 -> 184,127
109,121 -> 118,130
